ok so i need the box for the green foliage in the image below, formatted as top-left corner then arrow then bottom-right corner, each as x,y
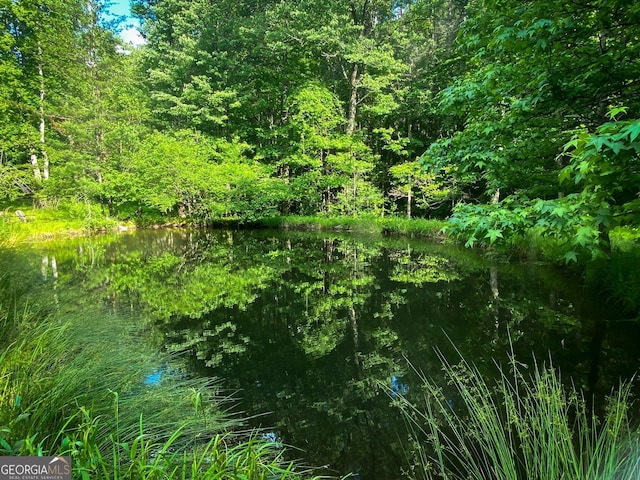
118,131 -> 287,223
107,251 -> 277,320
273,82 -> 384,216
560,115 -> 640,227
0,200 -> 125,243
445,196 -> 612,261
3,0 -> 640,283
420,0 -> 640,263
444,109 -> 640,261
45,47 -> 151,206
259,215 -> 447,238
390,253 -> 460,285
0,164 -> 31,202
389,160 -> 452,217
131,0 -> 466,218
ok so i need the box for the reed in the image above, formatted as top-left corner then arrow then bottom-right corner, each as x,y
394,345 -> 640,480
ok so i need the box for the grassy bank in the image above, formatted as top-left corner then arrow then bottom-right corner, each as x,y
0,201 -> 449,247
257,215 -> 448,239
0,301 -> 311,479
0,201 -> 126,246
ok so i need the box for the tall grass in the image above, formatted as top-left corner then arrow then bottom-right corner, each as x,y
0,303 -> 311,479
0,212 -> 20,247
394,346 -> 640,480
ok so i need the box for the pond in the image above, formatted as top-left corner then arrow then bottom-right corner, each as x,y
1,228 -> 639,478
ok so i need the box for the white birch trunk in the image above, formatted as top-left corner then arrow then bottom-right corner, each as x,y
39,62 -> 49,180
31,151 -> 42,181
36,44 -> 48,180
346,63 -> 359,135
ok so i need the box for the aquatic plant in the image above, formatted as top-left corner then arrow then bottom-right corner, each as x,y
394,345 -> 640,480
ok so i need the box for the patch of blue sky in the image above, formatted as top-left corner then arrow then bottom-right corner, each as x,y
104,0 -> 145,47
106,0 -> 132,19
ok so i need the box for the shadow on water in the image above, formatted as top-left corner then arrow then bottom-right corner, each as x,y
1,228 -> 639,478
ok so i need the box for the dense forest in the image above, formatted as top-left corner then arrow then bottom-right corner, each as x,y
1,0 -> 640,261
2,2 -> 640,477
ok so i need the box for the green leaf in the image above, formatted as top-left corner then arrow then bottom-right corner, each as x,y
558,167 -> 572,183
0,438 -> 12,453
484,229 -> 504,244
626,122 -> 640,143
551,206 -> 566,218
607,106 -> 627,120
13,413 -> 30,424
563,141 -> 577,152
578,160 -> 590,174
562,251 -> 578,263
574,226 -> 593,247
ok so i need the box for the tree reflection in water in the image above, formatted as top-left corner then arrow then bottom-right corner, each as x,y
2,229 -> 638,478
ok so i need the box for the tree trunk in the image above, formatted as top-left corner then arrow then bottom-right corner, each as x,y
37,44 -> 49,180
598,222 -> 611,257
30,44 -> 47,181
490,188 -> 500,204
346,63 -> 359,135
51,256 -> 58,279
31,150 -> 42,181
407,187 -> 412,219
39,66 -> 49,179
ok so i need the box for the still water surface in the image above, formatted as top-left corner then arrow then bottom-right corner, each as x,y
1,229 -> 639,478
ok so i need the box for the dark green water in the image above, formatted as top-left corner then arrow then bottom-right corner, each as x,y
1,229 -> 639,478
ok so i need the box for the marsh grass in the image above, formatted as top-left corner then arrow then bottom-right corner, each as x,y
394,346 -> 640,480
0,303 -> 309,479
259,215 -> 447,239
